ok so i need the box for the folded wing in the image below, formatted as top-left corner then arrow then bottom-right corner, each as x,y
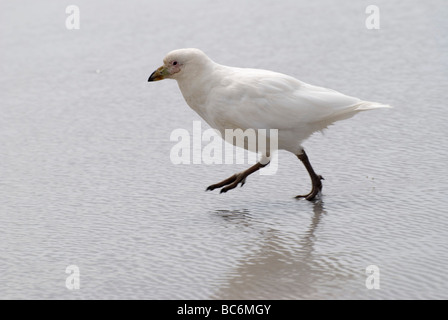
207,67 -> 389,133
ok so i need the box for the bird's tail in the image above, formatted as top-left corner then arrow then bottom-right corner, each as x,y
354,101 -> 393,111
311,100 -> 392,132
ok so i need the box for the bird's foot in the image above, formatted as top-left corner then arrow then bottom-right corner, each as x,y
295,190 -> 321,201
295,175 -> 324,201
206,172 -> 247,194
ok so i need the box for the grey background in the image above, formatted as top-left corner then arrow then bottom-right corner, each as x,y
1,0 -> 447,299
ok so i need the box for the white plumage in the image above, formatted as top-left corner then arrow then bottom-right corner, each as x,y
148,48 -> 391,199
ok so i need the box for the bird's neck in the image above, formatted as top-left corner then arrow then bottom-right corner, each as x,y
176,63 -> 218,113
177,80 -> 208,114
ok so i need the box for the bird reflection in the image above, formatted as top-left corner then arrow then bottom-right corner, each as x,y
212,200 -> 350,299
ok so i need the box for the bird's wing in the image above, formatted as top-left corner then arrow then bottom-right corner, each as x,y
206,68 -> 363,132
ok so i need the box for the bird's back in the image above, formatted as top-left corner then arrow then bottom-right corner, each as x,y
203,66 -> 382,124
178,63 -> 390,153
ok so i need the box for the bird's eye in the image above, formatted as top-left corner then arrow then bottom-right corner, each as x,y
173,61 -> 178,66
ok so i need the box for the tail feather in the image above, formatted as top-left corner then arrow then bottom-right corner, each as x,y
311,100 -> 392,132
355,101 -> 393,111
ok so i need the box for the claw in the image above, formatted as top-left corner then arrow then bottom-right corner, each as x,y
296,173 -> 323,201
295,191 -> 321,201
208,172 -> 246,194
206,184 -> 219,191
205,162 -> 266,195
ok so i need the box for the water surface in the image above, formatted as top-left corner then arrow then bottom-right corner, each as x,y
1,0 -> 447,299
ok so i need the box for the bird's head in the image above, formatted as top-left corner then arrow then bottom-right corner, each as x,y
148,48 -> 211,82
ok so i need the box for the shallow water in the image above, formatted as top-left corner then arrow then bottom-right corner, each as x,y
1,0 -> 448,299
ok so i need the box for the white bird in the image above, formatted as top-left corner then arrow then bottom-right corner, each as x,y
148,48 -> 390,200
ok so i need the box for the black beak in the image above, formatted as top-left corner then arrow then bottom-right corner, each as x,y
148,70 -> 157,82
148,66 -> 167,82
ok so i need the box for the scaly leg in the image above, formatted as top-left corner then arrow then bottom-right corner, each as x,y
295,150 -> 324,201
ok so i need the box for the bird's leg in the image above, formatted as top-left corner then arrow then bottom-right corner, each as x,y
206,162 -> 268,194
295,150 -> 324,201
